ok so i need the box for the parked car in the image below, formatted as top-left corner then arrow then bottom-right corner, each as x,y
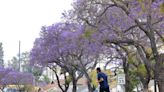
3,88 -> 19,92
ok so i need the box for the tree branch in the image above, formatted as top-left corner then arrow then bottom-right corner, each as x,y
48,66 -> 64,92
97,4 -> 116,17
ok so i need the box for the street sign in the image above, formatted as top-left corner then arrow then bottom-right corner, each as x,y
117,74 -> 125,84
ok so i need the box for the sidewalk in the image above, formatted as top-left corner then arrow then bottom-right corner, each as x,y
42,83 -> 60,92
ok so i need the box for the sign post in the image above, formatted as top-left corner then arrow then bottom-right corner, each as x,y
117,74 -> 125,85
117,74 -> 125,92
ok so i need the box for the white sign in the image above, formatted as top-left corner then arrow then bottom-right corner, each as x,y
117,74 -> 125,84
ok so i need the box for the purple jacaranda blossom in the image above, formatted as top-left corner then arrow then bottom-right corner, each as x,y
1,71 -> 34,85
30,22 -> 102,68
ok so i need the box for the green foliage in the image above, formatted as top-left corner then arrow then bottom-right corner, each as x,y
127,53 -> 143,91
0,42 -> 4,67
127,52 -> 147,77
160,3 -> 164,13
138,0 -> 146,12
85,30 -> 92,37
128,69 -> 140,92
65,75 -> 72,85
32,66 -> 43,83
20,52 -> 32,72
8,51 -> 31,72
82,27 -> 96,39
9,56 -> 19,71
138,0 -> 142,3
42,75 -> 51,84
128,54 -> 134,64
32,68 -> 42,77
127,53 -> 137,64
89,70 -> 98,88
137,0 -> 164,13
60,68 -> 67,74
137,64 -> 147,77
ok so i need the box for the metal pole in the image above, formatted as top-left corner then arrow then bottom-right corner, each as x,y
18,40 -> 21,72
154,79 -> 157,92
154,68 -> 157,92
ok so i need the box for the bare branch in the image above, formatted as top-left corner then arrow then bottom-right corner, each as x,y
135,45 -> 154,70
97,4 -> 116,17
48,66 -> 65,92
79,17 -> 97,28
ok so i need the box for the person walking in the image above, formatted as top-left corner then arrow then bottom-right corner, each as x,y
96,67 -> 110,92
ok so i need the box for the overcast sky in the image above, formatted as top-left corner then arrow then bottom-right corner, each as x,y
0,0 -> 73,62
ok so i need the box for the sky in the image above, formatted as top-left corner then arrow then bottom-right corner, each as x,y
0,0 -> 73,62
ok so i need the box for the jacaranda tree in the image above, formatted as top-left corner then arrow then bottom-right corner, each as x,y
30,23 -> 103,92
0,67 -> 34,92
2,71 -> 34,92
64,0 -> 164,92
0,67 -> 11,92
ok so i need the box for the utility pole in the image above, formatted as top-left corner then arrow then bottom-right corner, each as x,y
18,40 -> 21,72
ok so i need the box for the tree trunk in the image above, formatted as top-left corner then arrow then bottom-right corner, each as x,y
157,69 -> 164,92
156,55 -> 164,92
139,75 -> 150,92
71,71 -> 77,92
86,77 -> 94,92
64,73 -> 69,92
143,85 -> 149,92
72,78 -> 77,92
84,71 -> 94,92
122,57 -> 130,92
54,70 -> 65,92
87,81 -> 93,92
125,73 -> 130,92
76,66 -> 94,92
17,85 -> 22,92
158,81 -> 164,92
